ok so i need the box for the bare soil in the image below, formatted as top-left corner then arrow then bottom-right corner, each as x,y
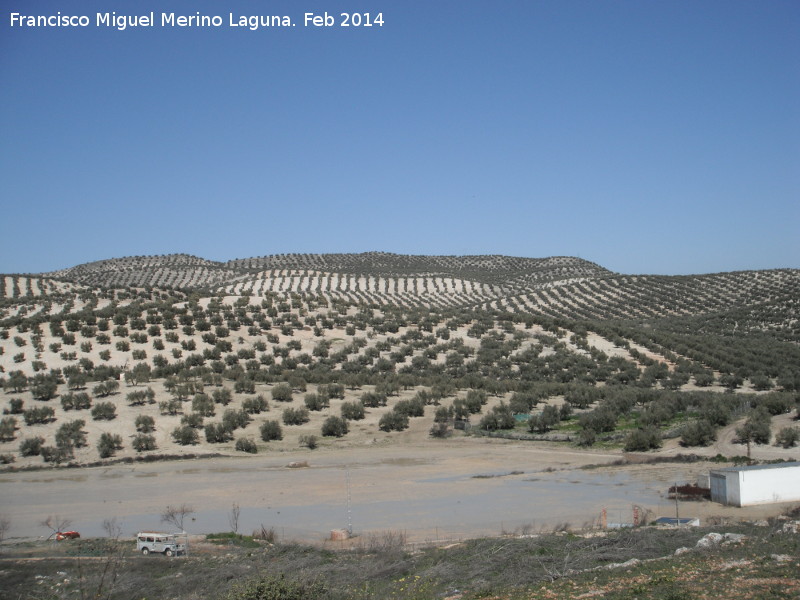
2,435 -> 796,547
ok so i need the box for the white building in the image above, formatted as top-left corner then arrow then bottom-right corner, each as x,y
710,461 -> 800,507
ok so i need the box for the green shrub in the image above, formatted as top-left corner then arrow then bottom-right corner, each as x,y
235,437 -> 258,453
68,373 -> 87,390
242,395 -> 268,414
463,390 -> 487,414
0,416 -> 17,442
213,388 -> 233,405
480,403 -> 516,431
680,419 -> 717,447
735,408 -> 772,445
172,425 -> 199,445
578,407 -> 617,433
181,412 -> 205,429
19,436 -> 45,456
759,392 -> 795,416
55,419 -> 87,450
223,408 -> 251,432
304,393 -> 329,412
260,420 -> 283,441
271,383 -> 293,403
577,428 -> 596,447
221,574 -> 326,600
97,432 -> 123,458
360,392 -> 387,408
61,392 -> 92,411
378,411 -> 409,432
323,383 -> 345,399
623,427 -> 662,452
529,405 -> 561,433
132,434 -> 157,452
206,422 -> 233,443
91,401 -> 117,421
41,445 -> 73,464
282,407 -> 309,426
341,401 -> 365,420
127,388 -> 155,406
30,375 -> 58,400
299,435 -> 318,449
93,380 -> 119,397
394,397 -> 425,418
135,414 -> 155,432
699,397 -> 733,427
23,406 -> 55,425
750,374 -> 773,391
693,371 -> 715,387
434,405 -> 453,423
159,399 -> 183,415
429,422 -> 450,438
321,416 -> 348,437
192,393 -> 216,416
776,426 -> 800,448
235,377 -> 256,394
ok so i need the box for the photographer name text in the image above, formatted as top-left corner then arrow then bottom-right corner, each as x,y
9,11 -> 384,31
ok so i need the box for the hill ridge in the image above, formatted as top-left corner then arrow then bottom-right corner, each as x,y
1,252 -> 796,324
34,252 -> 612,290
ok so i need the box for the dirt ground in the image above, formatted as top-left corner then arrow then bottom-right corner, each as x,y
2,435 -> 797,547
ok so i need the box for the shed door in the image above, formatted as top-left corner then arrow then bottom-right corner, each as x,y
710,472 -> 728,505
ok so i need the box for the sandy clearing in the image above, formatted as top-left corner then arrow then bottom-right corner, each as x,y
2,437 -> 796,546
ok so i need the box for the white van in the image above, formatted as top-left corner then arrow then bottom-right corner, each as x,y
136,532 -> 185,556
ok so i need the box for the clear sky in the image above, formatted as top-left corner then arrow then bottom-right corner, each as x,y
1,0 -> 798,276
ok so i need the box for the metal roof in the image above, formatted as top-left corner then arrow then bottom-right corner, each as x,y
710,461 -> 800,474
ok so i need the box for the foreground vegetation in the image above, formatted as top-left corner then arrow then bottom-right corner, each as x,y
2,512 -> 799,599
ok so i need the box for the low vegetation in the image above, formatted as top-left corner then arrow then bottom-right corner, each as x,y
2,514 -> 799,599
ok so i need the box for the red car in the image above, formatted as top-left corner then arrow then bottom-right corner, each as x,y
56,531 -> 80,541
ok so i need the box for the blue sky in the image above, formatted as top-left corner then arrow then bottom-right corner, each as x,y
1,0 -> 798,275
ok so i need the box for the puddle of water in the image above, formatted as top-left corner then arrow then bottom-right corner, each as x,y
0,462 -> 691,542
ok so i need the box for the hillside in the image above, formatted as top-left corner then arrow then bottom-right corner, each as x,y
6,252 -> 798,323
0,252 -> 798,468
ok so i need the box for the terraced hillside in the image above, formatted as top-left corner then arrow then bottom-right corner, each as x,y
28,253 -> 800,322
495,269 -> 800,321
1,251 -> 799,469
38,252 -> 611,300
41,254 -> 243,290
0,275 -> 83,299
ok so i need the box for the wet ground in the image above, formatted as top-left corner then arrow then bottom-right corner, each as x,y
0,442 -> 728,543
